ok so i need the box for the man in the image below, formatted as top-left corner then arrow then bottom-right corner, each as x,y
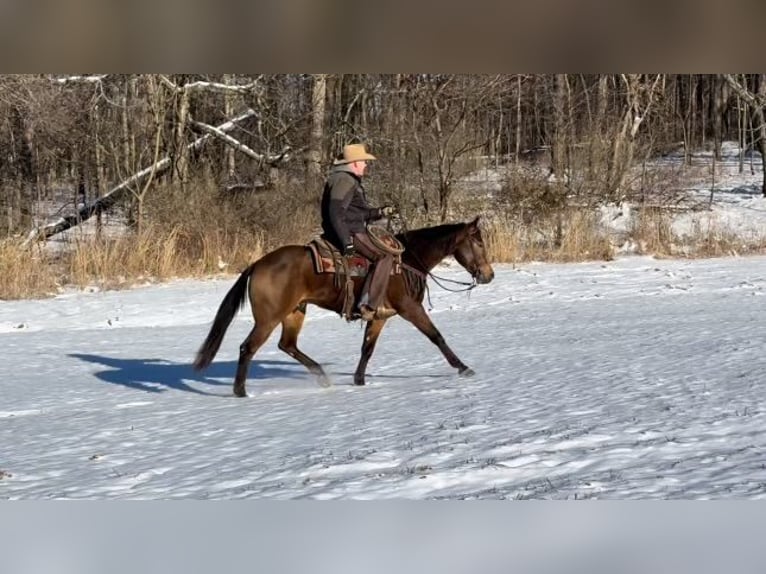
321,143 -> 396,321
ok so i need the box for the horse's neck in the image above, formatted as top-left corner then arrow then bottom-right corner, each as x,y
418,247 -> 451,272
402,230 -> 456,272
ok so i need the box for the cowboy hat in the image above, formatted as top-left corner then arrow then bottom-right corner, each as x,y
333,143 -> 377,165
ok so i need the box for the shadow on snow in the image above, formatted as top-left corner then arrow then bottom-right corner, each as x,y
70,353 -> 305,396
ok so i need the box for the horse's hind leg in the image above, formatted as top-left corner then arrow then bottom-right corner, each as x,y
278,306 -> 332,387
234,320 -> 279,397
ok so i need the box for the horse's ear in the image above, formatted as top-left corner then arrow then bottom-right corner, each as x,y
470,215 -> 481,229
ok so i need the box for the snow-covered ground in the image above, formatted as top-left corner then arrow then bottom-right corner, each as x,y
2,254 -> 766,499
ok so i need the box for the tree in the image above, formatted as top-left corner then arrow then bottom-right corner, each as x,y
306,74 -> 327,189
723,74 -> 766,197
606,74 -> 664,201
409,75 -> 498,221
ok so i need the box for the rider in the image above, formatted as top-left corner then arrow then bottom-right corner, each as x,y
321,143 -> 396,321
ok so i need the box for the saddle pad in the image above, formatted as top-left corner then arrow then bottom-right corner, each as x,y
307,239 -> 401,276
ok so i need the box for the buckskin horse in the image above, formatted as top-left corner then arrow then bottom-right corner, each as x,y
193,216 -> 495,397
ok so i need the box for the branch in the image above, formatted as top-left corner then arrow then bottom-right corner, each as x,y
723,74 -> 764,109
189,118 -> 293,164
343,88 -> 366,124
51,75 -> 110,84
22,109 -> 257,246
159,75 -> 263,95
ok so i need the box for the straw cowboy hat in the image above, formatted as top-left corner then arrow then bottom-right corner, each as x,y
333,143 -> 377,165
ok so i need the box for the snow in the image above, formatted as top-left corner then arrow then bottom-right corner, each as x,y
2,141 -> 766,500
2,253 -> 766,499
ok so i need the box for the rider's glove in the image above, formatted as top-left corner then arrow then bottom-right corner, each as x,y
379,205 -> 396,217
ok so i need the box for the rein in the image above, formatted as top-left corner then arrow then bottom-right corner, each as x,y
403,253 -> 475,310
426,270 -> 476,292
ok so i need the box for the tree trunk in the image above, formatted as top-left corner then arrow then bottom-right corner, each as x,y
133,75 -> 166,235
388,74 -> 407,211
738,94 -> 746,173
688,75 -> 698,151
713,75 -> 725,160
757,75 -> 766,197
723,74 -> 766,186
551,74 -> 567,181
223,74 -> 236,180
173,83 -> 191,184
515,75 -> 522,162
306,74 -> 327,190
21,114 -> 36,227
552,74 -> 568,246
120,79 -> 131,177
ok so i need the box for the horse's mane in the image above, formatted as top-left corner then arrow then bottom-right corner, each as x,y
396,222 -> 465,254
395,222 -> 467,301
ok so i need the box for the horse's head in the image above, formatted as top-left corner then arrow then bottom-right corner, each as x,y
453,217 -> 495,284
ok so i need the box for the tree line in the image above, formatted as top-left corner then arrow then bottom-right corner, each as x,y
2,74 -> 766,239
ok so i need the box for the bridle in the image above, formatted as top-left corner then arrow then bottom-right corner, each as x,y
392,216 -> 480,307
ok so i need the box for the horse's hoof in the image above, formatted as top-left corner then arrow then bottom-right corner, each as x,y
233,386 -> 247,397
459,367 -> 475,377
317,374 -> 333,388
353,377 -> 366,386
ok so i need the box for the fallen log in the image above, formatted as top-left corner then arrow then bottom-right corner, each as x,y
23,109 -> 257,246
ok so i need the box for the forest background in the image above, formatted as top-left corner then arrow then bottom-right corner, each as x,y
3,73 -> 766,299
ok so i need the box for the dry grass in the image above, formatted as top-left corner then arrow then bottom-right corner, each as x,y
0,177 -> 320,300
623,207 -> 766,259
0,240 -> 60,300
553,210 -> 614,262
628,207 -> 677,257
672,215 -> 766,258
484,208 -> 613,264
482,202 -> 766,266
64,226 -> 266,290
0,226 -> 268,300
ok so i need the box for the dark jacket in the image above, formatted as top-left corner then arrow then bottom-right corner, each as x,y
320,165 -> 382,249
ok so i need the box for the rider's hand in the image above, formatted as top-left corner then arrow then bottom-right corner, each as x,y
343,243 -> 356,256
379,205 -> 396,217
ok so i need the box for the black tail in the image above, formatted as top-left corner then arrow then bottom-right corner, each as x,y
193,263 -> 256,371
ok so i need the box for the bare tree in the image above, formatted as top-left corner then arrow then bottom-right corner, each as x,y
723,74 -> 766,197
23,109 -> 258,245
712,75 -> 729,160
306,74 -> 327,189
1,73 -> 759,244
410,75 -> 497,221
607,74 -> 664,201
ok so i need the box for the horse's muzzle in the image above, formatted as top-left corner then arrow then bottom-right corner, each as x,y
475,267 -> 495,284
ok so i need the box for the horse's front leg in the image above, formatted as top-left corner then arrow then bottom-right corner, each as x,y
397,299 -> 475,376
353,318 -> 389,385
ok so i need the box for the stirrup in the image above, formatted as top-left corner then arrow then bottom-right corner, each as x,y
374,306 -> 397,319
359,304 -> 396,321
359,304 -> 376,322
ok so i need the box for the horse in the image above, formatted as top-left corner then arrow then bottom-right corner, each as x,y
193,216 -> 495,397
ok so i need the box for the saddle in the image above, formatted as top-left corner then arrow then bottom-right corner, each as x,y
306,235 -> 403,321
306,237 -> 402,277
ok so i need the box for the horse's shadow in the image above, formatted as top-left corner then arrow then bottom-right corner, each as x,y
70,353 -> 305,397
